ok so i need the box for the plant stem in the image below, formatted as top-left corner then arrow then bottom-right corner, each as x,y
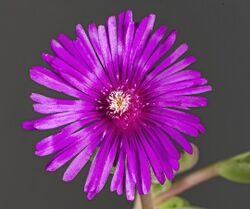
154,164 -> 219,206
141,193 -> 155,209
133,194 -> 141,209
134,192 -> 155,209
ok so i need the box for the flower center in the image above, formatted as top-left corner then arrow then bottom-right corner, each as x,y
107,90 -> 131,117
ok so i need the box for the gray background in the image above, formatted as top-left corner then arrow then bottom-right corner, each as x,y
1,0 -> 250,208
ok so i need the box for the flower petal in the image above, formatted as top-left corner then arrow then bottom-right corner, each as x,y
134,137 -> 151,194
161,69 -> 202,85
125,162 -> 136,201
163,55 -> 197,77
98,25 -> 117,85
62,134 -> 103,181
138,130 -> 165,184
35,119 -> 92,150
45,123 -> 105,171
124,135 -> 143,194
143,128 -> 174,180
135,25 -> 167,72
107,16 -> 119,76
30,93 -> 82,105
33,112 -> 86,130
142,30 -> 177,76
122,21 -> 135,82
58,33 -> 84,63
164,126 -> 193,154
33,102 -> 94,114
148,43 -> 189,79
111,142 -> 125,192
35,120 -> 102,156
51,39 -> 90,73
164,96 -> 208,108
95,136 -> 120,193
164,85 -> 212,97
30,66 -> 85,99
128,14 -> 155,81
117,10 -> 133,68
84,129 -> 115,193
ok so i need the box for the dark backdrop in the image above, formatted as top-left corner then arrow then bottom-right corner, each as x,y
1,0 -> 250,209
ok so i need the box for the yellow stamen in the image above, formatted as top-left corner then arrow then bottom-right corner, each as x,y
108,90 -> 131,116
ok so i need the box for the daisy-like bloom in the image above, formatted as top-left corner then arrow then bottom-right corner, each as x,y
23,10 -> 212,201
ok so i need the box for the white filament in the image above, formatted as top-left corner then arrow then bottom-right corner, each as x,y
108,90 -> 131,116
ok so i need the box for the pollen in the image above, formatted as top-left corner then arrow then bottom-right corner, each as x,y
107,90 -> 131,116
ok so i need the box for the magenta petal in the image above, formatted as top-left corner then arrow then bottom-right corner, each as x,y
36,121 -> 104,157
58,71 -> 97,99
142,30 -> 177,75
150,126 -> 180,160
122,22 -> 135,82
110,143 -> 125,192
107,16 -> 119,76
30,66 -> 85,99
22,121 -> 35,130
168,158 -> 180,171
51,39 -> 89,73
36,128 -> 84,157
128,14 -> 155,79
98,25 -> 117,85
76,24 -> 101,67
125,163 -> 135,201
116,178 -> 124,195
163,56 -> 197,76
45,123 -> 105,171
162,70 -> 202,85
164,85 -> 212,97
139,130 -> 165,184
161,101 -> 191,110
58,33 -> 84,63
87,191 -> 96,200
42,53 -> 85,80
32,111 -> 86,130
124,135 -> 143,194
31,93 -> 82,105
63,136 -> 101,181
117,10 -> 133,67
162,78 -> 208,92
84,130 -> 114,193
163,95 -> 208,108
143,129 -> 174,180
95,137 -> 120,192
136,25 -> 167,72
165,126 -> 193,154
33,102 -> 90,114
35,118 -> 96,150
88,23 -> 105,68
160,108 -> 201,123
149,43 -> 189,79
134,139 -> 151,194
45,139 -> 89,172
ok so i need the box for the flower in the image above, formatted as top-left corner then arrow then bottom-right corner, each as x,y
22,10 -> 212,201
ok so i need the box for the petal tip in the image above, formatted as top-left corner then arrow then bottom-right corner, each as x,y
41,53 -> 52,62
22,121 -> 34,130
51,39 -> 60,49
62,174 -> 73,182
87,192 -> 96,200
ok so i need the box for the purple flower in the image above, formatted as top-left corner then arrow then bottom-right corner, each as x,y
23,10 -> 212,201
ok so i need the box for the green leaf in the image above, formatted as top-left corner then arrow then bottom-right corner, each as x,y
217,151 -> 250,183
178,144 -> 199,174
159,196 -> 190,209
